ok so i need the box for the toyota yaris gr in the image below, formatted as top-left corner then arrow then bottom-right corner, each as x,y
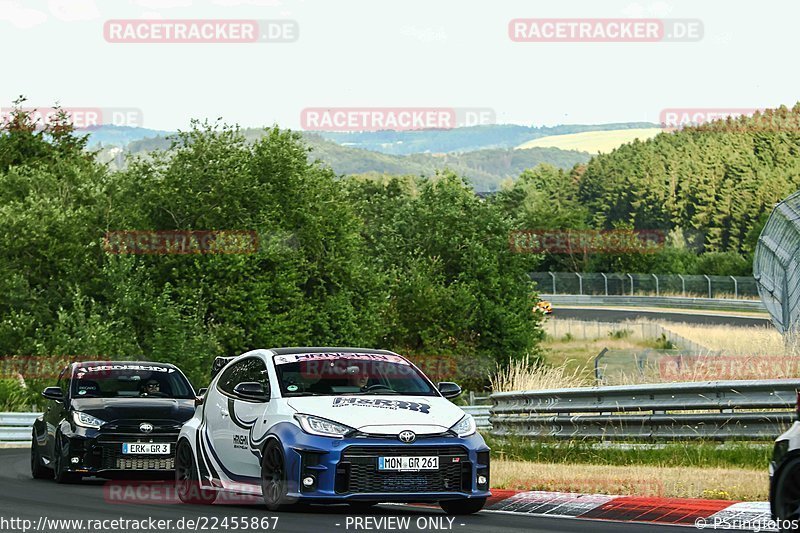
31,361 -> 197,483
176,347 -> 491,514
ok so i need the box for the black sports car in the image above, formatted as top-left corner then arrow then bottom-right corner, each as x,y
770,407 -> 800,529
31,361 -> 196,483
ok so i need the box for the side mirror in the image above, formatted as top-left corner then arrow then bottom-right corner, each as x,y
437,382 -> 462,399
42,387 -> 64,402
232,382 -> 269,402
195,388 -> 208,408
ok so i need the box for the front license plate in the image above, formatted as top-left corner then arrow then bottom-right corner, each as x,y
378,456 -> 439,471
122,443 -> 171,454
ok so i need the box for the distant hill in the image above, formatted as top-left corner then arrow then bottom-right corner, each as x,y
313,122 -> 658,155
516,128 -> 662,154
124,130 -> 591,192
78,125 -> 172,148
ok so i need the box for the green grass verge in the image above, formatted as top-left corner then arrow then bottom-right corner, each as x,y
482,433 -> 771,470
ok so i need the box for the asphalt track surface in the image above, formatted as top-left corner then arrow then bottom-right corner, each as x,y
0,449 -> 692,533
554,308 -> 771,328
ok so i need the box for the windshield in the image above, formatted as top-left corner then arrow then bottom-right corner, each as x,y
273,353 -> 437,397
71,363 -> 195,399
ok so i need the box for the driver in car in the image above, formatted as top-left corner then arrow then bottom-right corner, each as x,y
345,366 -> 370,390
141,379 -> 162,396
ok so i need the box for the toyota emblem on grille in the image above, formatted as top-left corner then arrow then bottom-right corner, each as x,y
398,430 -> 416,443
139,422 -> 154,433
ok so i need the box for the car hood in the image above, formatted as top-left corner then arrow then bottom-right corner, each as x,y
285,395 -> 465,435
70,397 -> 195,423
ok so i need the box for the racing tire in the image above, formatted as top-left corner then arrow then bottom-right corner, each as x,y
30,433 -> 52,480
439,498 -> 486,515
175,440 -> 217,505
53,433 -> 81,484
774,457 -> 800,532
261,439 -> 297,511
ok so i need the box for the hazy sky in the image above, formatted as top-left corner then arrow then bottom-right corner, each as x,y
1,0 -> 795,131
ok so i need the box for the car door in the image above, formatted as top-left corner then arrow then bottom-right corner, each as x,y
226,356 -> 271,479
43,365 -> 71,461
205,363 -> 239,479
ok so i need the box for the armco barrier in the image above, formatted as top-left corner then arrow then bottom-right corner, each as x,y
490,380 -> 799,440
0,412 -> 39,443
543,294 -> 767,313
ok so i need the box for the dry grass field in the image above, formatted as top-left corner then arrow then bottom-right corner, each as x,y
515,128 -> 662,154
491,459 -> 767,501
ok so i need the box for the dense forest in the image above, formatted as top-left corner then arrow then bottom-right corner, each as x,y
3,101 -> 800,409
0,104 -> 542,409
495,105 -> 800,275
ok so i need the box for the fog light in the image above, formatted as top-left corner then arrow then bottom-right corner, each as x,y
478,475 -> 487,485
302,476 -> 315,487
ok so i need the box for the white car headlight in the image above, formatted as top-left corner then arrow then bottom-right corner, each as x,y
73,411 -> 106,429
450,414 -> 476,437
294,414 -> 354,438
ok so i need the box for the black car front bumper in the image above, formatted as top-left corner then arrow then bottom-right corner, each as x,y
61,423 -> 180,478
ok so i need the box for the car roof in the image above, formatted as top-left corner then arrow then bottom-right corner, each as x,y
269,347 -> 401,356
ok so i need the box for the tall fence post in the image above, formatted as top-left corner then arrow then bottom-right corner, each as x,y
549,271 -> 556,295
678,274 -> 686,297
730,275 -> 738,298
601,273 -> 608,296
627,273 -> 634,295
704,274 -> 712,298
652,274 -> 659,296
576,273 -> 583,295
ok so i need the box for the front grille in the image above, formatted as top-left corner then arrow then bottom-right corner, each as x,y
336,446 -> 470,494
97,434 -> 177,471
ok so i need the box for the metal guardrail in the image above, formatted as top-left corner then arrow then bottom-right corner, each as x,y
0,412 -> 39,443
490,380 -> 799,440
532,272 -> 759,299
543,294 -> 767,313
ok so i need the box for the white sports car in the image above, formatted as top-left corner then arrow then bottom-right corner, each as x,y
176,347 -> 491,514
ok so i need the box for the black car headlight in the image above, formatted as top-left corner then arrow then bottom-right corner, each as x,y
73,411 -> 106,429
